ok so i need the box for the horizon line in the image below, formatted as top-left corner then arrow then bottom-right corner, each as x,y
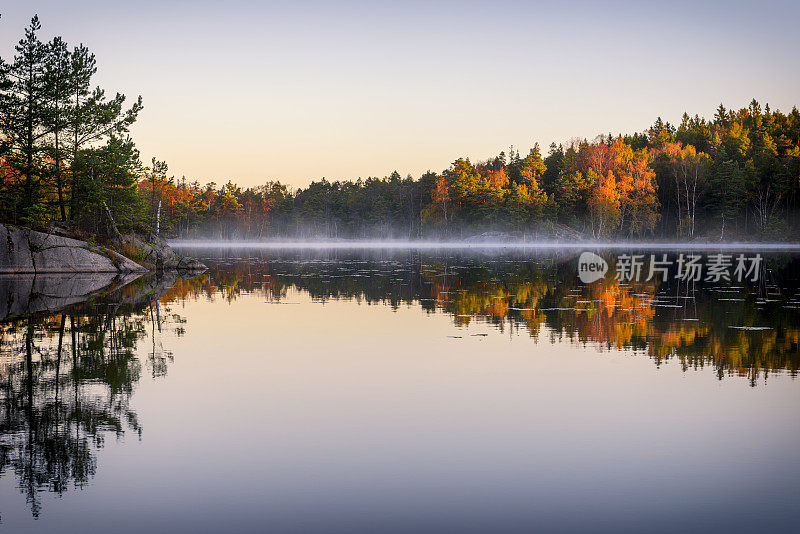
168,240 -> 800,250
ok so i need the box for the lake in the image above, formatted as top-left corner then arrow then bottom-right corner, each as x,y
1,246 -> 799,533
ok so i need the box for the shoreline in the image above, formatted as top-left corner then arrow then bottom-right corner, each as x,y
168,240 -> 800,251
0,224 -> 206,274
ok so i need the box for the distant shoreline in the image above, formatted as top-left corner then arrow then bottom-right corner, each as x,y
168,240 -> 800,250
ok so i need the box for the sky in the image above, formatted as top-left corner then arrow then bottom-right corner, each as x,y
1,0 -> 798,189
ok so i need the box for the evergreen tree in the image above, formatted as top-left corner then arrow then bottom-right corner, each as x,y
67,43 -> 143,221
0,16 -> 49,222
42,36 -> 72,220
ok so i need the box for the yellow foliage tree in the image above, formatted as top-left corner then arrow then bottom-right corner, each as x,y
588,169 -> 621,237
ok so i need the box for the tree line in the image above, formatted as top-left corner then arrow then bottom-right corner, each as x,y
1,15 -> 798,241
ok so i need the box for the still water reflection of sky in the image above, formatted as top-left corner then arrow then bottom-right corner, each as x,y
1,249 -> 798,533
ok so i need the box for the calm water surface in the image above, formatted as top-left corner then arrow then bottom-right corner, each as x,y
1,247 -> 799,532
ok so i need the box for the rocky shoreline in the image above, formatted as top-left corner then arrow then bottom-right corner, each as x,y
1,224 -> 205,274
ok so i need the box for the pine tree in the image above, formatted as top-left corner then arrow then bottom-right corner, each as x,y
67,43 -> 143,220
0,16 -> 49,222
42,36 -> 72,220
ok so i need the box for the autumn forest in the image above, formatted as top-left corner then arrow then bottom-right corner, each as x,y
2,15 -> 799,242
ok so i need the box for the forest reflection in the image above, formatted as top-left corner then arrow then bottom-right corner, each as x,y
0,274 -> 185,517
171,249 -> 800,385
1,250 -> 799,518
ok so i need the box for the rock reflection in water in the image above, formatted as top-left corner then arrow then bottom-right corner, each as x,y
0,272 -> 189,517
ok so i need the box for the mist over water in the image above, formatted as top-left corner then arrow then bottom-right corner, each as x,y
170,239 -> 800,250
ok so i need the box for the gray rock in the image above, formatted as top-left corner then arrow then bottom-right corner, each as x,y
114,233 -> 205,271
0,224 -> 35,271
32,245 -> 118,272
176,256 -> 206,271
0,224 -> 146,273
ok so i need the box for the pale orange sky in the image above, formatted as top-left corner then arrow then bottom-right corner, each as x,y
2,0 -> 799,189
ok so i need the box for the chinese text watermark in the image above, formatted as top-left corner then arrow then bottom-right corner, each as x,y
578,253 -> 763,283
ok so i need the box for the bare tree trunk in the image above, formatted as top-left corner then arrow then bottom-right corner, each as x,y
156,200 -> 162,235
683,169 -> 691,238
674,170 -> 682,236
55,123 -> 66,221
691,166 -> 698,238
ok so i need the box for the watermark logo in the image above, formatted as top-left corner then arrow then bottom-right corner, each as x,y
577,252 -> 609,283
576,252 -> 763,283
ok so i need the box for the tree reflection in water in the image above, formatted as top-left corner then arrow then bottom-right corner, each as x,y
168,249 -> 800,385
0,274 -> 186,518
1,249 -> 798,518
